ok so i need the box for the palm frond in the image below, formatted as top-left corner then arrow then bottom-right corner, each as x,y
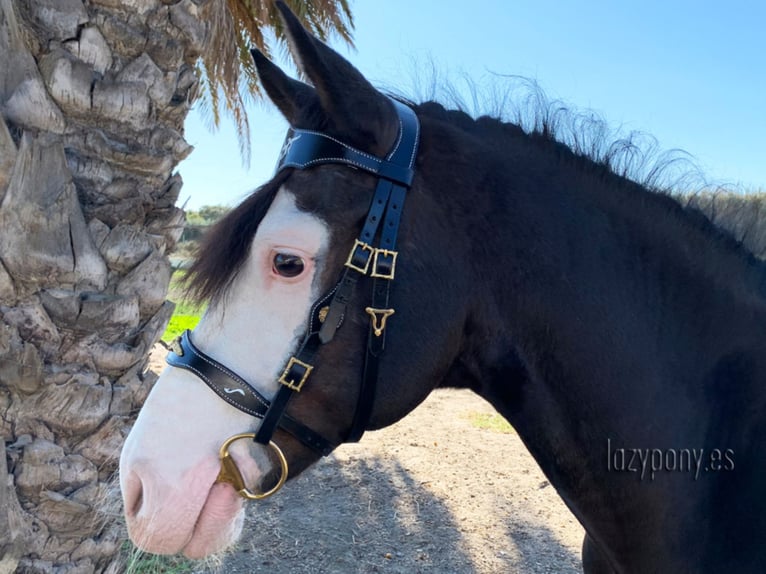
196,0 -> 354,166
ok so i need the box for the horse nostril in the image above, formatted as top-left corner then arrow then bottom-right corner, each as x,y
131,487 -> 144,518
124,472 -> 145,518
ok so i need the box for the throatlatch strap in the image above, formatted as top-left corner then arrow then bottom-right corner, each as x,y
344,115 -> 418,441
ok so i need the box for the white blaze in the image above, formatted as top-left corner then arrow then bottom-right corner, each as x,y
119,187 -> 330,557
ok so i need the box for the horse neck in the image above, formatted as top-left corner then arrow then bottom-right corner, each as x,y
428,120 -> 766,552
435,127 -> 766,405
459,139 -> 764,412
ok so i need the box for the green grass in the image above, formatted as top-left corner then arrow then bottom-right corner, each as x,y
162,314 -> 201,343
466,412 -> 515,434
162,271 -> 205,343
122,542 -> 195,574
125,554 -> 195,574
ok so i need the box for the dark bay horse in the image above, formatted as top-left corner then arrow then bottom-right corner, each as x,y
119,3 -> 766,571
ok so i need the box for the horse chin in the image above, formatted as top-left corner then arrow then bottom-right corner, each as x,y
180,447 -> 269,558
181,482 -> 245,559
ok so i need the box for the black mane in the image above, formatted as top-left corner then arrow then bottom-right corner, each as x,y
414,97 -> 764,270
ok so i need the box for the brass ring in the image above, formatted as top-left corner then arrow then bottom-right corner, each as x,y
216,433 -> 288,500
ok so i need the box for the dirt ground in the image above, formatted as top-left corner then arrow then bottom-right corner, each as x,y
148,349 -> 585,574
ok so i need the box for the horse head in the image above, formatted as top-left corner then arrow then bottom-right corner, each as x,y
119,3 -> 471,558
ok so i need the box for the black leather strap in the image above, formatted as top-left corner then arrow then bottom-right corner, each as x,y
254,385 -> 293,446
276,99 -> 419,186
379,184 -> 407,250
277,129 -> 414,185
318,177 -> 394,344
318,270 -> 356,344
167,331 -> 335,456
254,332 -> 321,446
346,183 -> 409,441
384,100 -> 420,168
360,179 -> 395,246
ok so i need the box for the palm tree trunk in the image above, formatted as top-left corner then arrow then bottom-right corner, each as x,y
0,1 -> 206,571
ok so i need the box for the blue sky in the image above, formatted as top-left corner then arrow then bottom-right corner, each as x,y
178,0 -> 765,210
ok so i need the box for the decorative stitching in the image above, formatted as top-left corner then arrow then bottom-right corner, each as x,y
386,116 -> 404,160
293,129 -> 381,163
185,338 -> 271,409
288,157 -> 378,171
283,103 -> 419,180
175,361 -> 264,418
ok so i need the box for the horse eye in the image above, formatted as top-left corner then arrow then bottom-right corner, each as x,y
272,253 -> 305,278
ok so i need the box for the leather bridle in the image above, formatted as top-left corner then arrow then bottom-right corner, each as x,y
166,98 -> 420,498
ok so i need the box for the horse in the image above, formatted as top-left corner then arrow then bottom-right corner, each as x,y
119,3 -> 766,571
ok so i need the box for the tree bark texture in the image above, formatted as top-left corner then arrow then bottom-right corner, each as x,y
0,0 -> 208,571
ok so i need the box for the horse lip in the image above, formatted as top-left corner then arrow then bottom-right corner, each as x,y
181,482 -> 244,559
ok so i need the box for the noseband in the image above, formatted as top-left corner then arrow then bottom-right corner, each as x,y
166,98 -> 420,497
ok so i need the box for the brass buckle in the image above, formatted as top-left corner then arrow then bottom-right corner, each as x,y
278,357 -> 313,391
371,248 -> 398,280
216,433 -> 288,500
344,239 -> 374,274
365,307 -> 395,337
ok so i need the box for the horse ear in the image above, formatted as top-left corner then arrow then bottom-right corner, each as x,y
273,1 -> 398,155
250,48 -> 319,127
